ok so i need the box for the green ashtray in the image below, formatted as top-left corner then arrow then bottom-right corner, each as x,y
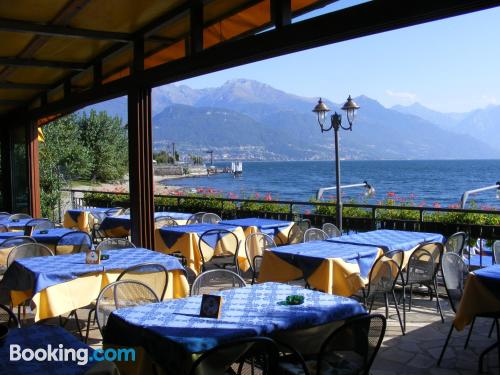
100,254 -> 110,261
284,295 -> 304,305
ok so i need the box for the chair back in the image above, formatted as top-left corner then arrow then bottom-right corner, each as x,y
8,213 -> 32,221
296,219 -> 311,232
105,207 -> 124,216
441,252 -> 468,313
444,232 -> 467,256
7,243 -> 54,267
25,218 -> 55,231
191,269 -> 246,296
96,238 -> 135,251
95,280 -> 159,334
317,314 -> 386,375
197,229 -> 240,272
187,212 -> 207,224
154,216 -> 178,229
0,304 -> 20,328
366,255 -> 401,298
322,223 -> 341,238
494,240 -> 500,264
406,244 -> 441,284
56,231 -> 92,255
201,213 -> 222,224
117,263 -> 169,300
304,228 -> 329,242
189,337 -> 279,375
0,224 -> 8,233
0,212 -> 10,220
287,224 -> 304,245
245,233 -> 276,274
0,236 -> 35,249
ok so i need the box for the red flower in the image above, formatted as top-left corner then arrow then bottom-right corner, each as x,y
264,193 -> 272,201
433,202 -> 441,208
387,192 -> 396,197
255,192 -> 260,199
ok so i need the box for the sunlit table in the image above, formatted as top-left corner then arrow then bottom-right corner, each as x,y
154,223 -> 248,274
219,217 -> 294,245
99,212 -> 192,237
103,282 -> 366,375
258,241 -> 382,296
0,247 -> 189,321
63,207 -> 120,233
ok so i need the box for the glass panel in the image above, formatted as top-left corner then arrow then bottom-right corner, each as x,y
11,126 -> 28,213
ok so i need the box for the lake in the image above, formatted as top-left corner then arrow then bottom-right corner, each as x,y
164,160 -> 500,209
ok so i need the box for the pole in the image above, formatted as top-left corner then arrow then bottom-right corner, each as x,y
334,125 -> 342,232
172,142 -> 175,164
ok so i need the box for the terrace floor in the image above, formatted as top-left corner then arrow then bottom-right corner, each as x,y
15,287 -> 500,374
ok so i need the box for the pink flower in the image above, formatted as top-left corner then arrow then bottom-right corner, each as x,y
264,193 -> 272,201
387,192 -> 396,197
448,203 -> 460,209
255,192 -> 260,199
304,209 -> 311,215
433,202 -> 441,208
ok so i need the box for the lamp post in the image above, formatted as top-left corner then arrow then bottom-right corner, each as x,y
312,95 -> 360,232
460,181 -> 500,209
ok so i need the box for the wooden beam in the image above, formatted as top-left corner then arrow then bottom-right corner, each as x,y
128,39 -> 155,248
27,121 -> 41,217
271,0 -> 291,28
0,99 -> 23,105
189,0 -> 204,55
0,129 -> 13,212
0,57 -> 86,71
0,18 -> 132,42
0,82 -> 51,90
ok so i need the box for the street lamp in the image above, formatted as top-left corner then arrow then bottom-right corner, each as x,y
312,95 -> 360,232
460,182 -> 500,209
316,181 -> 375,200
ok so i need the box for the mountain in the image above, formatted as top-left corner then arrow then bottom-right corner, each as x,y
453,105 -> 500,150
81,79 -> 500,160
392,102 -> 466,130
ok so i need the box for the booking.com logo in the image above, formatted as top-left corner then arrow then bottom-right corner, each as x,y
10,344 -> 136,365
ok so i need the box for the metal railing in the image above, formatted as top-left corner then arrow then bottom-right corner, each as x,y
62,188 -> 500,240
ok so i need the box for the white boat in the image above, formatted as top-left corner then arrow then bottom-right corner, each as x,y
231,162 -> 243,176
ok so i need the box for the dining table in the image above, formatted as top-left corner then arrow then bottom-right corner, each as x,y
218,217 -> 295,245
258,240 -> 383,295
103,282 -> 366,375
63,207 -> 121,233
154,223 -> 248,274
0,247 -> 189,321
99,212 -> 192,238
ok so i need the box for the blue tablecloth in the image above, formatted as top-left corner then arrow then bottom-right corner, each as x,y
66,207 -> 110,223
104,282 -> 365,371
468,254 -> 494,268
271,241 -> 381,279
0,229 -> 81,246
219,218 -> 292,237
0,218 -> 32,230
0,325 -> 95,374
100,212 -> 192,232
158,223 -> 239,249
327,229 -> 444,252
473,264 -> 500,300
0,247 -> 185,295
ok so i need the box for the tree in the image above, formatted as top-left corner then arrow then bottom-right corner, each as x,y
79,110 -> 128,181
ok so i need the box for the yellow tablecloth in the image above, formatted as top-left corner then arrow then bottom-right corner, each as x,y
63,211 -> 96,233
239,223 -> 295,246
258,247 -> 384,296
454,272 -> 500,331
154,226 -> 248,275
10,269 -> 189,321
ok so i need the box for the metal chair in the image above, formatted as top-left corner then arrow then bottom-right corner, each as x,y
7,243 -> 54,267
25,218 -> 55,231
0,304 -> 20,328
296,219 -> 311,232
444,232 -> 467,256
401,242 -> 444,332
189,336 -> 280,375
287,224 -> 304,244
245,233 -> 276,284
55,231 -> 92,255
95,280 -> 159,335
8,213 -> 32,221
494,240 -> 500,264
201,212 -> 222,224
303,228 -> 329,242
187,212 -> 207,224
198,229 -> 241,274
279,314 -> 386,375
117,263 -> 169,300
316,314 -> 386,375
154,216 -> 178,229
322,222 -> 341,238
96,238 -> 135,251
364,252 -> 404,335
190,269 -> 246,296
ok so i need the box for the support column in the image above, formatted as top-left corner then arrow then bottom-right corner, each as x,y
128,38 -> 154,248
27,121 -> 41,217
0,129 -> 13,213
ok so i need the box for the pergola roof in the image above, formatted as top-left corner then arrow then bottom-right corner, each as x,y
1,0 -> 499,123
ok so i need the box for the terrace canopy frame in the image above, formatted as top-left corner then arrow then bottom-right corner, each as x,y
1,0 -> 499,247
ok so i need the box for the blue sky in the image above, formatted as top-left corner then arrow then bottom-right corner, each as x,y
177,3 -> 500,113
